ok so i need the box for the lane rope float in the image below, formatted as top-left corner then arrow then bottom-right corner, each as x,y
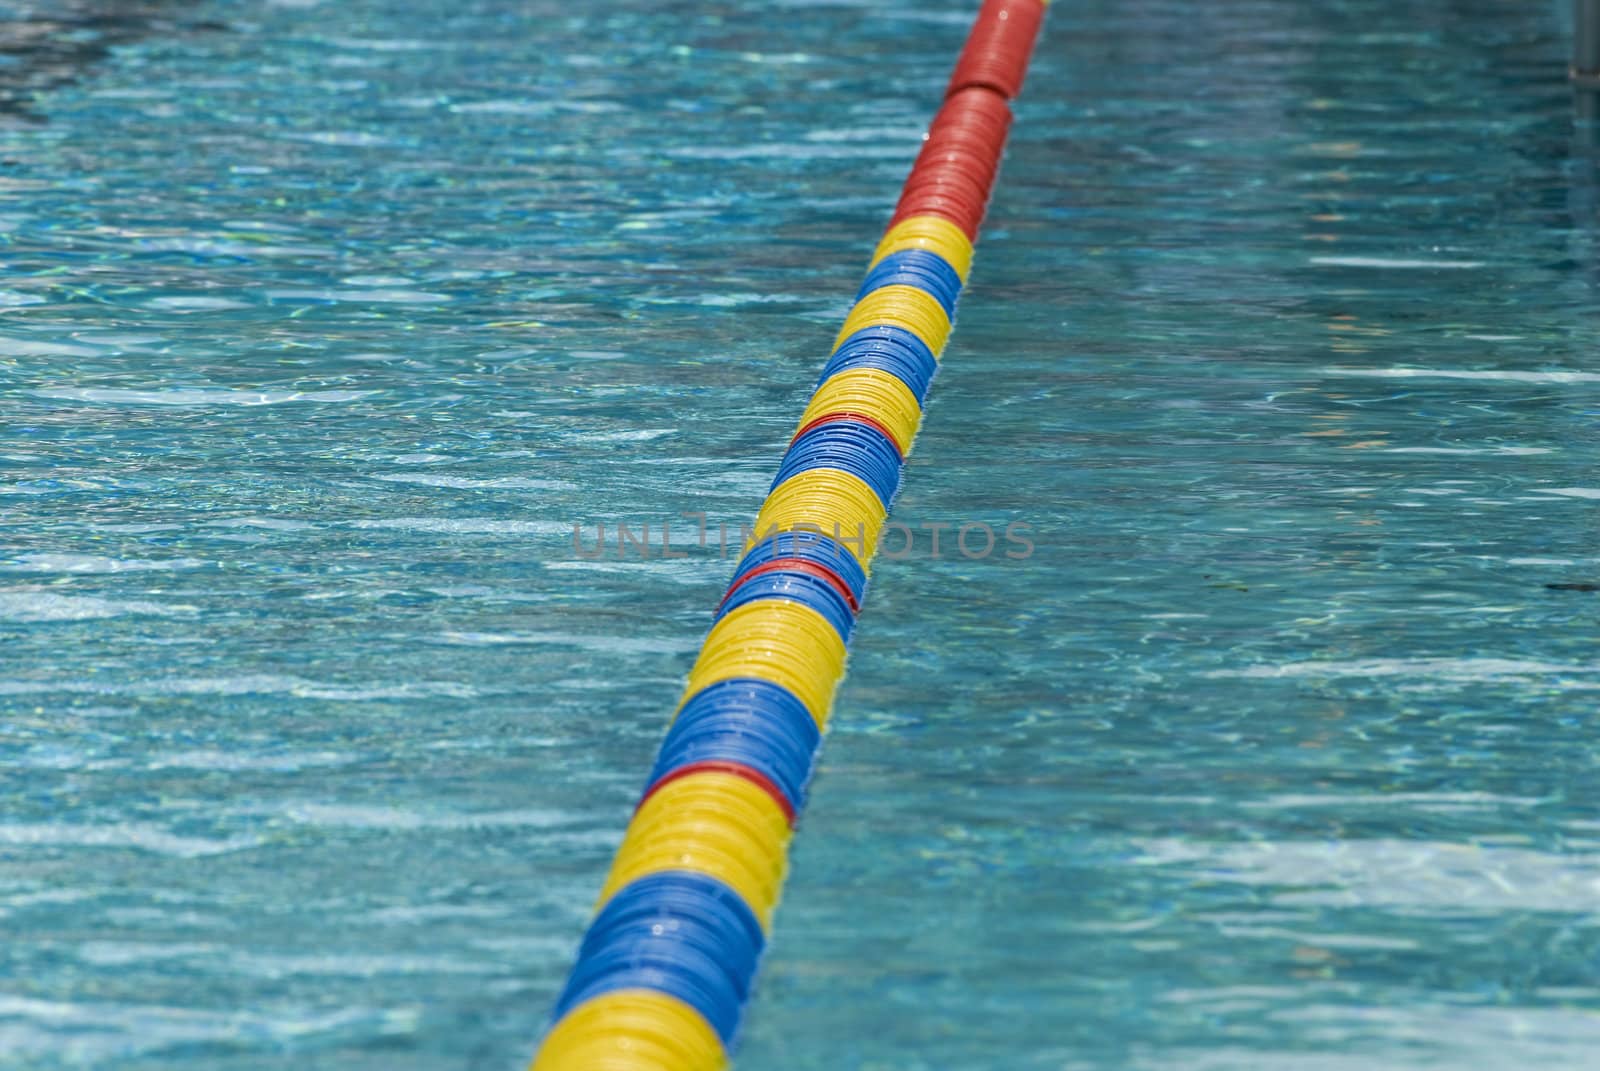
531,2 -> 1049,1066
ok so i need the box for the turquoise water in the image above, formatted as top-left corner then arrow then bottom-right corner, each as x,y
3,0 -> 1599,1067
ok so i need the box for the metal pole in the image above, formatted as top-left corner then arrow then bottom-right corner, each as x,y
1577,0 -> 1600,89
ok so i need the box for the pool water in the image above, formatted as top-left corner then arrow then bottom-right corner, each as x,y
3,0 -> 1598,1068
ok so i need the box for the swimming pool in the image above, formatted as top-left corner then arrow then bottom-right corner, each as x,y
3,0 -> 1598,1068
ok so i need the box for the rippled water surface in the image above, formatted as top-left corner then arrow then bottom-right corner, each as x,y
2,0 -> 1598,1068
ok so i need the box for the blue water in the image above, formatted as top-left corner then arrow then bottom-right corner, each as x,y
3,0 -> 1599,1068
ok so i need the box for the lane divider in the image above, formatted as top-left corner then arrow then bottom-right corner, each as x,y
531,2 -> 1048,1066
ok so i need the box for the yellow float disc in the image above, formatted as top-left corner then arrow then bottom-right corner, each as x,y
796,370 -> 922,456
868,214 -> 974,283
832,284 -> 952,357
532,989 -> 727,1071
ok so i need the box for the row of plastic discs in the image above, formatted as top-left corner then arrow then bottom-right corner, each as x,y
716,566 -> 857,647
601,769 -> 794,925
888,87 -> 1015,240
857,249 -> 962,315
920,85 -> 1013,184
548,872 -> 765,1055
532,210 -> 976,1063
537,212 -> 968,1064
534,989 -> 727,1071
771,421 -> 903,513
833,285 -> 951,356
649,678 -> 821,817
751,468 -> 889,572
818,327 -> 939,404
534,2 -> 1049,1061
730,530 -> 868,612
870,215 -> 974,283
796,369 -> 922,458
945,0 -> 1049,101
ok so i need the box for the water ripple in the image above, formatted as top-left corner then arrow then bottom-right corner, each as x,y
28,387 -> 377,406
0,590 -> 184,621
